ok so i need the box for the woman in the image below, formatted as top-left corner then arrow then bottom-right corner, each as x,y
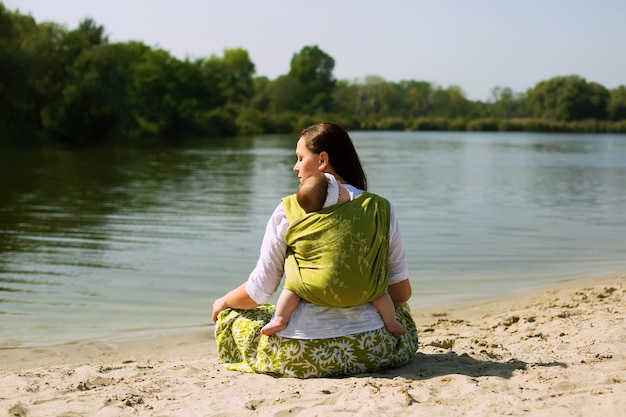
212,122 -> 418,378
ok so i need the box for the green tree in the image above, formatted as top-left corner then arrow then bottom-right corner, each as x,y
38,18 -> 112,139
0,5 -> 39,130
354,76 -> 385,120
131,46 -> 181,133
63,18 -> 108,56
130,48 -> 225,136
51,42 -> 135,140
375,80 -> 405,118
219,48 -> 255,108
402,80 -> 434,118
331,79 -> 360,118
527,75 -> 609,121
488,86 -> 531,118
186,58 -> 237,135
267,74 -> 305,113
586,81 -> 610,120
23,22 -> 70,130
288,45 -> 336,113
249,76 -> 271,112
431,85 -> 469,118
607,85 -> 626,120
202,48 -> 255,111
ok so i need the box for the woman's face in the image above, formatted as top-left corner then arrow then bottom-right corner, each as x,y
293,138 -> 321,183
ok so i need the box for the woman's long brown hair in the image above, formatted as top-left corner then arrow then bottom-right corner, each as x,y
299,123 -> 367,191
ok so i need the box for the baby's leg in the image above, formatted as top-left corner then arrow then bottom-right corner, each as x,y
371,292 -> 406,337
261,289 -> 301,336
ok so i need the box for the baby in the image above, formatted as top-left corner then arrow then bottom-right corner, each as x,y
261,172 -> 406,337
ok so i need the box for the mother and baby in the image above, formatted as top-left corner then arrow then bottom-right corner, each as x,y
211,122 -> 419,378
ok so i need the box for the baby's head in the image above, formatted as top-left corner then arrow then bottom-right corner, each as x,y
297,173 -> 339,213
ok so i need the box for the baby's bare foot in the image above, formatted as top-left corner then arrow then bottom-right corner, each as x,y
261,317 -> 289,336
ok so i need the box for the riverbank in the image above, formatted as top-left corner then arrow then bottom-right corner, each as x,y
1,272 -> 624,416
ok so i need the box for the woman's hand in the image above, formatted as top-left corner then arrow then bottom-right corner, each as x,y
211,283 -> 260,322
211,297 -> 229,322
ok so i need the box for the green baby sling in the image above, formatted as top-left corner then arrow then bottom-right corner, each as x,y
282,191 -> 391,307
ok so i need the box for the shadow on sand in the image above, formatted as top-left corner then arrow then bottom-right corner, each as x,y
363,351 -> 567,380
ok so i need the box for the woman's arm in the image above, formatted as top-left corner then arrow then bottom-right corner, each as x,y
211,283 -> 259,322
245,203 -> 289,302
387,279 -> 412,307
387,202 -> 411,307
212,203 -> 289,322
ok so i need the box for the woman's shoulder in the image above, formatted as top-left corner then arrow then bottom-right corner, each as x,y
342,184 -> 363,200
352,189 -> 392,207
344,185 -> 388,201
348,189 -> 397,222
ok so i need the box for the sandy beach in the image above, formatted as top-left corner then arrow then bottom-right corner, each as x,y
1,273 -> 624,417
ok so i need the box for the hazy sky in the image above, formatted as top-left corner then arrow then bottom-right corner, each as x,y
5,0 -> 625,101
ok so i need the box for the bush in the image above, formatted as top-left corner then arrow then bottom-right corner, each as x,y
236,109 -> 265,135
406,117 -> 448,131
375,117 -> 405,130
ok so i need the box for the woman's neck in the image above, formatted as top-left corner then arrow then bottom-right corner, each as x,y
322,168 -> 345,184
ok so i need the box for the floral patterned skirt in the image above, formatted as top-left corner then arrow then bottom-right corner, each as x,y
214,304 -> 419,378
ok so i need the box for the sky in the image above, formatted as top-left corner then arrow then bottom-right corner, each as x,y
4,0 -> 626,101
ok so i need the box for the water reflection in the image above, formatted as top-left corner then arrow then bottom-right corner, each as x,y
0,136 -> 279,345
1,132 -> 625,347
353,131 -> 626,306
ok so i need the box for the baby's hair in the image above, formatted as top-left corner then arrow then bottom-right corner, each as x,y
297,173 -> 329,213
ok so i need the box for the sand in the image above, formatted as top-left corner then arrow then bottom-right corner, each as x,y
1,273 -> 624,417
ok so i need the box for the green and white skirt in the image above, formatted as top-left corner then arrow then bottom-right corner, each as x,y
214,304 -> 419,378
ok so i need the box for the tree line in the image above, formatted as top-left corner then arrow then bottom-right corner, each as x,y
1,3 -> 625,142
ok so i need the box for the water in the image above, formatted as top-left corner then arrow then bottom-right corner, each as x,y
1,132 -> 625,348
